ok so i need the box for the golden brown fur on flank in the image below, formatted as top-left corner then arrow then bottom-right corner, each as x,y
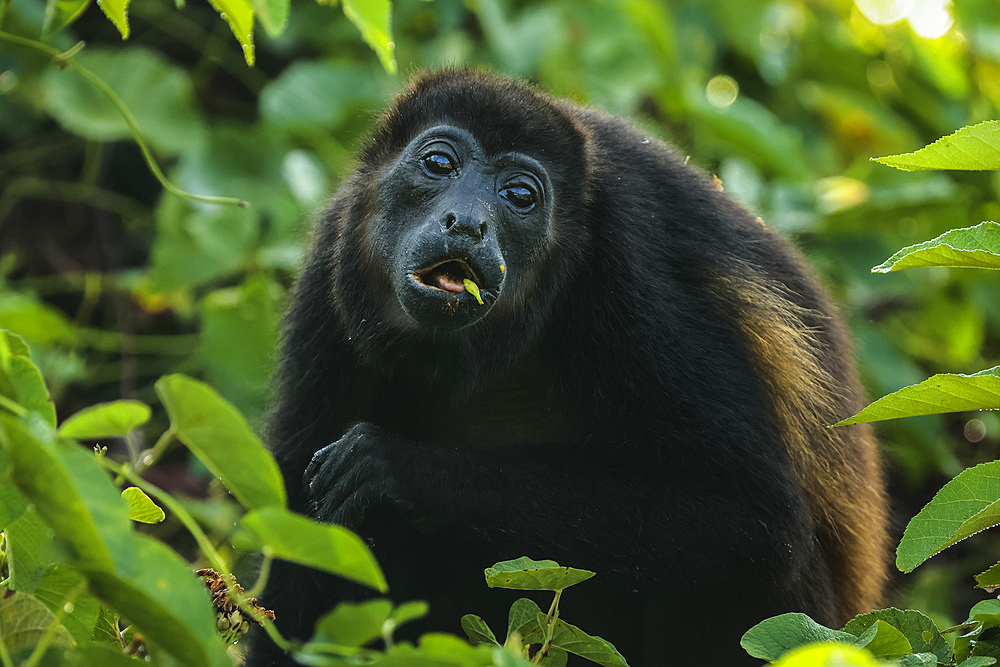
711,267 -> 888,622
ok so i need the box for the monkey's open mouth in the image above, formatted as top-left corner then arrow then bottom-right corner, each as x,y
411,259 -> 479,294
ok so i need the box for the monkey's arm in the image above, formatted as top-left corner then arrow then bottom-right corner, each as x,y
305,420 -> 603,530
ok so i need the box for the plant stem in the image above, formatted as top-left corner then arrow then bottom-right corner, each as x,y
97,457 -> 293,653
134,425 -> 177,475
98,456 -> 229,574
244,552 -> 272,600
0,30 -> 249,209
533,590 -> 562,665
0,394 -> 25,417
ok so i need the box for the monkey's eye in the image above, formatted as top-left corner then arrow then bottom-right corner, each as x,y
422,153 -> 458,176
499,185 -> 536,210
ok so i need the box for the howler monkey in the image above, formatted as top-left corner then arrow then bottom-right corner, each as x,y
251,70 -> 887,666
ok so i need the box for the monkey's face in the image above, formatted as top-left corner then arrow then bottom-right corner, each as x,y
370,125 -> 555,330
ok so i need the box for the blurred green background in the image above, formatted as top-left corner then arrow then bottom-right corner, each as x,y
1,0 -> 999,628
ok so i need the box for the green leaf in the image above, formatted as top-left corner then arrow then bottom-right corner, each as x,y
851,620 -> 911,659
259,61 -> 387,130
64,647 -> 147,666
42,0 -> 91,35
0,590 -> 74,655
156,374 -> 286,509
248,0 -> 287,35
463,279 -> 484,305
312,599 -> 392,647
200,277 -> 279,418
741,613 -> 857,661
976,562 -> 1000,589
59,400 -> 151,439
33,564 -> 102,646
377,632 -> 509,666
5,507 -> 54,593
391,600 -> 429,628
959,658 -> 999,667
873,222 -> 1000,273
241,506 -> 386,592
833,366 -> 1000,426
96,0 -> 131,37
0,414 -> 133,573
901,654 -> 943,667
341,0 -> 397,74
91,605 -> 122,647
82,533 -> 230,667
41,47 -> 205,156
955,599 -> 1000,663
0,442 -> 29,529
545,617 -> 629,667
874,121 -> 1000,171
506,598 -> 544,643
0,473 -> 27,529
484,557 -> 595,592
0,330 -> 56,426
843,608 -> 950,663
122,487 -> 166,524
0,293 -> 78,346
461,615 -> 500,647
205,0 -> 255,65
897,460 -> 1000,572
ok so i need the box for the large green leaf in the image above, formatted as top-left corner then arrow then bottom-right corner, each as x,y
0,414 -> 133,573
259,61 -> 387,131
41,47 -> 205,156
0,330 -> 56,426
843,608 -> 950,664
311,599 -> 393,648
341,0 -> 397,74
33,565 -> 102,646
0,446 -> 28,529
873,222 -> 1000,272
0,591 -> 74,655
506,598 -> 544,643
850,620 -> 912,659
156,374 -> 286,509
247,0 -> 288,35
58,400 -> 152,439
543,617 -> 629,667
0,293 -> 78,347
82,533 -> 230,667
484,557 -> 595,592
4,507 -> 54,593
97,0 -> 131,37
834,366 -> 1000,426
741,613 -> 857,662
200,277 -> 279,418
954,599 -> 1000,663
241,506 -> 386,592
897,461 -> 1000,572
205,0 -> 256,65
874,120 -> 1000,171
42,0 -> 91,35
460,614 -> 500,647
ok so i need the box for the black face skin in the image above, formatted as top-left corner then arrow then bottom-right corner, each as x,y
371,125 -> 554,330
250,71 -> 887,667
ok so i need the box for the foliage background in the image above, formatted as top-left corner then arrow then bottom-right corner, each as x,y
2,0 -> 999,632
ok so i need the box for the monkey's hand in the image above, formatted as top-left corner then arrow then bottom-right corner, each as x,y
304,421 -> 409,528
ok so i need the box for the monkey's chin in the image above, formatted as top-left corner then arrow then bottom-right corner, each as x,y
396,272 -> 499,330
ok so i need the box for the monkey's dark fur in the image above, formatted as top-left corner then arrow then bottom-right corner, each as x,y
251,70 -> 887,665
